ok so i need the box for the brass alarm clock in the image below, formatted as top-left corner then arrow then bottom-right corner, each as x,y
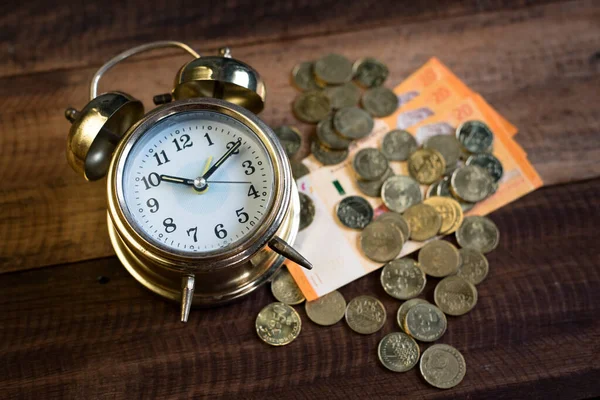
65,41 -> 311,322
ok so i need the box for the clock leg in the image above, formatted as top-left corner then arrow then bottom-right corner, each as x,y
180,275 -> 195,322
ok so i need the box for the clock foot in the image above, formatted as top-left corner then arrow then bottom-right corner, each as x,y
180,275 -> 195,322
268,236 -> 313,270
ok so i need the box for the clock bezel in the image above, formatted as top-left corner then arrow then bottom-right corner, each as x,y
107,97 -> 291,272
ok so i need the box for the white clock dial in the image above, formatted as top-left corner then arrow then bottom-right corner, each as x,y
120,110 -> 276,254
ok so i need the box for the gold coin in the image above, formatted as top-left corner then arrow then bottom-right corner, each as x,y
404,303 -> 447,342
456,215 -> 500,253
418,240 -> 461,277
408,148 -> 446,185
270,268 -> 305,305
291,61 -> 320,91
456,248 -> 489,285
434,275 -> 478,316
423,196 -> 464,235
324,82 -> 361,109
345,295 -> 387,334
360,220 -> 404,263
333,106 -> 374,140
378,332 -> 420,372
402,203 -> 442,242
450,165 -> 493,202
376,212 -> 411,240
396,298 -> 429,332
314,53 -> 354,85
255,302 -> 302,346
293,90 -> 331,123
381,258 -> 426,300
361,86 -> 399,117
420,344 -> 466,389
305,290 -> 346,326
353,57 -> 389,88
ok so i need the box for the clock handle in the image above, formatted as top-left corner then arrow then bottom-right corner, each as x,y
268,236 -> 313,271
180,274 -> 195,323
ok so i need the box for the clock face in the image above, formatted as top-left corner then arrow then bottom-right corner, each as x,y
120,110 -> 276,255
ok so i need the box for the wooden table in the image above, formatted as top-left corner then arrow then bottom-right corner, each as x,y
1,0 -> 599,398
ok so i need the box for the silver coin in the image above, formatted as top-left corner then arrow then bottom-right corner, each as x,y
324,82 -> 361,109
353,57 -> 389,88
405,303 -> 447,342
378,332 -> 420,372
336,195 -> 373,229
426,180 -> 441,198
360,220 -> 404,263
381,258 -> 426,300
466,153 -> 504,183
457,248 -> 489,285
381,175 -> 422,213
299,192 -> 315,231
439,176 -> 476,211
456,215 -> 500,254
291,160 -> 309,180
353,148 -> 389,181
314,53 -> 354,85
305,290 -> 346,326
396,298 -> 429,332
311,139 -> 348,166
450,165 -> 493,203
456,120 -> 494,154
345,295 -> 387,334
381,129 -> 418,161
361,86 -> 399,117
271,268 -> 305,305
424,134 -> 462,168
376,212 -> 411,240
333,106 -> 374,140
316,115 -> 352,150
273,126 -> 302,157
357,168 -> 394,197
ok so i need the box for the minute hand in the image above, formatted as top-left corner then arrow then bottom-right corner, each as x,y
201,140 -> 242,180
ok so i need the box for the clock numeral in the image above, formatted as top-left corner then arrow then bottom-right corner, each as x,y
226,141 -> 240,155
146,198 -> 159,213
173,134 -> 193,152
186,227 -> 198,242
153,150 -> 171,166
214,224 -> 228,239
247,184 -> 260,199
163,217 -> 176,233
242,160 -> 255,175
236,207 -> 249,223
141,173 -> 161,190
204,133 -> 214,146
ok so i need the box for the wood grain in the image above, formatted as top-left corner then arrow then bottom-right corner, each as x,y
1,0 -> 599,273
0,0 -> 563,78
1,179 -> 599,399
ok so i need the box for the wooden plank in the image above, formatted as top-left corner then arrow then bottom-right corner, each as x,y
0,0 -> 599,272
1,179 -> 599,399
0,0 -> 564,78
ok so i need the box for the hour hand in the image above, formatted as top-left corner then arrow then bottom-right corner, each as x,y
160,174 -> 195,186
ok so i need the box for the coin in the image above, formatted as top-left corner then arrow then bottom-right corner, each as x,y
381,258 -> 426,300
311,139 -> 348,165
255,302 -> 302,346
456,120 -> 494,154
376,212 -> 411,240
405,303 -> 447,342
360,220 -> 404,263
353,57 -> 389,88
305,290 -> 346,326
408,148 -> 446,185
466,153 -> 504,183
361,86 -> 399,117
353,148 -> 389,181
381,176 -> 422,213
457,248 -> 489,285
345,295 -> 387,334
314,53 -> 354,85
291,61 -> 320,91
316,115 -> 353,150
423,196 -> 464,235
324,82 -> 361,109
381,129 -> 418,161
293,90 -> 331,123
420,344 -> 466,389
418,240 -> 461,277
424,134 -> 462,168
299,192 -> 315,231
333,106 -> 374,140
291,160 -> 309,180
378,332 -> 420,372
439,175 -> 479,212
396,298 -> 429,332
450,165 -> 493,203
426,180 -> 440,198
456,215 -> 500,253
403,203 -> 442,242
357,167 -> 394,197
273,125 -> 302,157
271,268 -> 305,305
435,275 -> 478,316
336,195 -> 374,229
